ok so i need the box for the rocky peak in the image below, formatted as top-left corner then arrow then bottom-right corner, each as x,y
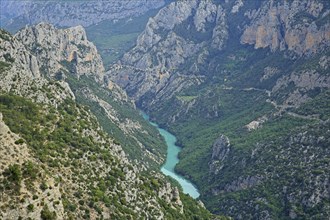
0,29 -> 74,104
15,22 -> 105,83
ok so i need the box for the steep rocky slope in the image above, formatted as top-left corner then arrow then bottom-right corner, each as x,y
12,23 -> 168,168
0,27 -> 217,219
109,0 -> 330,219
0,0 -> 169,69
240,0 -> 330,55
110,0 -> 330,109
15,22 -> 105,83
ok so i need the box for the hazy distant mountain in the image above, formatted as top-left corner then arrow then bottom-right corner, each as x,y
0,0 -> 165,31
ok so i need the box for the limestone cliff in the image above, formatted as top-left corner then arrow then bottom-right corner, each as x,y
209,135 -> 231,175
241,0 -> 330,55
15,23 -> 105,83
0,29 -> 74,105
109,0 -> 228,107
110,0 -> 329,110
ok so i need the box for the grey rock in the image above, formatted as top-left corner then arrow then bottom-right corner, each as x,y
15,22 -> 105,83
110,0 -> 228,108
209,135 -> 231,175
240,0 -> 330,55
194,0 -> 217,32
211,5 -> 228,50
211,135 -> 231,161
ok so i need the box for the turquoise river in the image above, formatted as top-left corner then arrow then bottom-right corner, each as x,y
142,113 -> 200,199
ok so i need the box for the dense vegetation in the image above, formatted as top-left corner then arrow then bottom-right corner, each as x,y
0,93 -> 217,219
64,73 -> 167,168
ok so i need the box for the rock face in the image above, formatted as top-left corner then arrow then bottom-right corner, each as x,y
209,135 -> 231,175
110,0 -> 330,108
15,22 -> 105,83
110,0 -> 330,112
241,0 -> 330,55
109,0 -> 228,108
1,0 -> 165,28
0,29 -> 74,105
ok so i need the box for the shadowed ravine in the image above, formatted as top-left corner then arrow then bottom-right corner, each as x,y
142,112 -> 200,199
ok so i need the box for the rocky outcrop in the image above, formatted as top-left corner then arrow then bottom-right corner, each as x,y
158,182 -> 183,212
1,0 -> 165,28
272,56 -> 330,106
15,22 -> 105,83
241,0 -> 330,55
0,29 -> 74,105
245,116 -> 268,131
211,5 -> 228,50
209,135 -> 231,175
212,175 -> 263,195
194,1 -> 218,32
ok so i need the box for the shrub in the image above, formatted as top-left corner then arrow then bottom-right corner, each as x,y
40,181 -> 48,191
14,139 -> 24,145
4,164 -> 22,183
40,205 -> 57,220
27,204 -> 34,212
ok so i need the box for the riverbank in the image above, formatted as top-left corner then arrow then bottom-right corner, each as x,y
142,112 -> 200,199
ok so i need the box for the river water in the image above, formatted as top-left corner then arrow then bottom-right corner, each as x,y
142,113 -> 200,199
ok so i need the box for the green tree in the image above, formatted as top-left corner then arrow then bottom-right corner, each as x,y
40,205 -> 57,220
4,164 -> 22,183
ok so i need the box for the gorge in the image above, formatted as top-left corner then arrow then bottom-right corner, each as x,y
1,0 -> 330,219
142,112 -> 200,199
